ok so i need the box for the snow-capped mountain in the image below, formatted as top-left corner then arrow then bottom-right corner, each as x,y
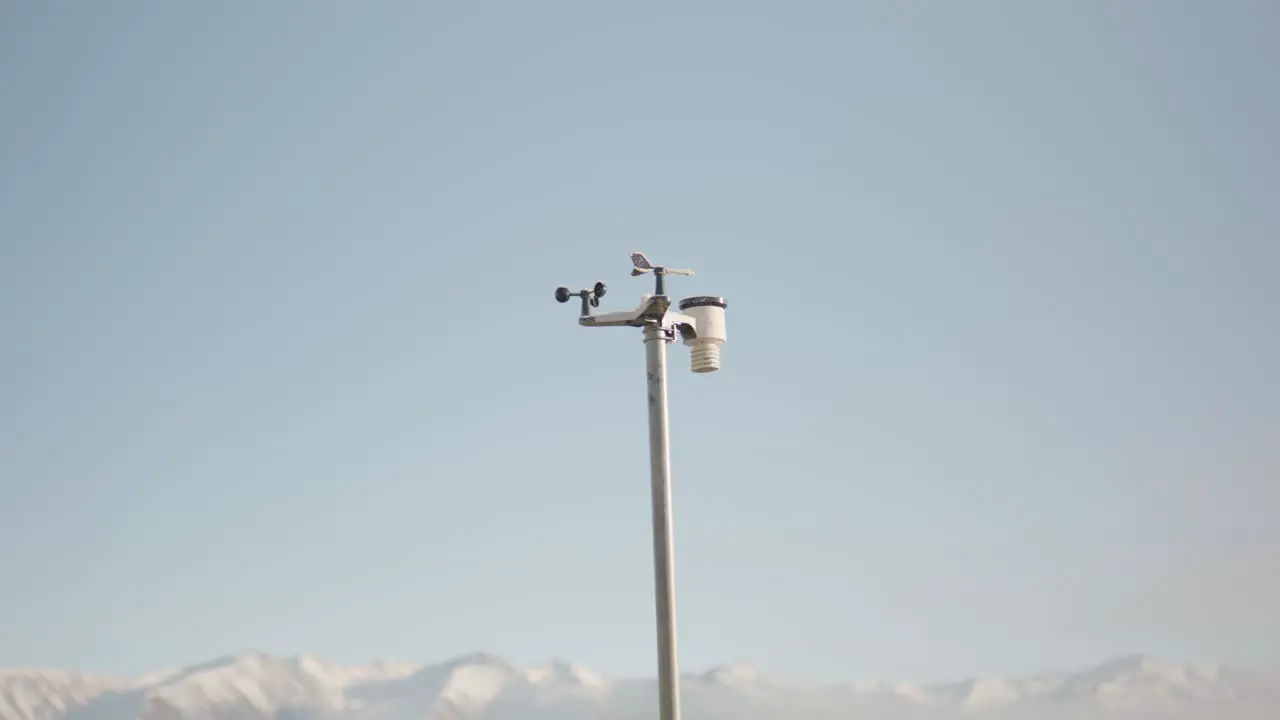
1,652 -> 1275,720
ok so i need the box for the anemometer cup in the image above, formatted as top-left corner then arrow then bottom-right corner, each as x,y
556,282 -> 608,315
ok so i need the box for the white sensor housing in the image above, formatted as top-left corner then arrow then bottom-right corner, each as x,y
678,296 -> 728,373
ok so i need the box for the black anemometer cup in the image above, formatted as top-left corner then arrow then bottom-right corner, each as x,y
555,282 -> 607,317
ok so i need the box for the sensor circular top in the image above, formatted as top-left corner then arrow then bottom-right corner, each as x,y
555,287 -> 572,303
593,281 -> 607,298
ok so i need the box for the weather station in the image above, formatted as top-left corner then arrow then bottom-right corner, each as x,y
554,252 -> 728,720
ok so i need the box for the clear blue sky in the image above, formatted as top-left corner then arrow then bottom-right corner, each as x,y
2,1 -> 1277,684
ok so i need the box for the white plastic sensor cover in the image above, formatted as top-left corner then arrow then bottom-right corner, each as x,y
678,296 -> 727,373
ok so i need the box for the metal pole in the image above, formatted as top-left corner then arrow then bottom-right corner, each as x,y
643,323 -> 682,720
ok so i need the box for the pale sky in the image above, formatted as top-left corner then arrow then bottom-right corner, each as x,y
1,0 -> 1277,685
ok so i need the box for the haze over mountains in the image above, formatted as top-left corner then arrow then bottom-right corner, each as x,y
2,652 -> 1276,720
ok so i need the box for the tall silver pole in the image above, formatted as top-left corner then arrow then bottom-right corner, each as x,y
643,323 -> 682,720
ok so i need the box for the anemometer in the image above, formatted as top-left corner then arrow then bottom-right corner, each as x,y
553,251 -> 729,720
556,251 -> 728,372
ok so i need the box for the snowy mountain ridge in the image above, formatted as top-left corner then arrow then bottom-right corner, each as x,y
1,652 -> 1276,720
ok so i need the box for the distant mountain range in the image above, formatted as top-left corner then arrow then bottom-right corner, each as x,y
2,652 -> 1276,719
